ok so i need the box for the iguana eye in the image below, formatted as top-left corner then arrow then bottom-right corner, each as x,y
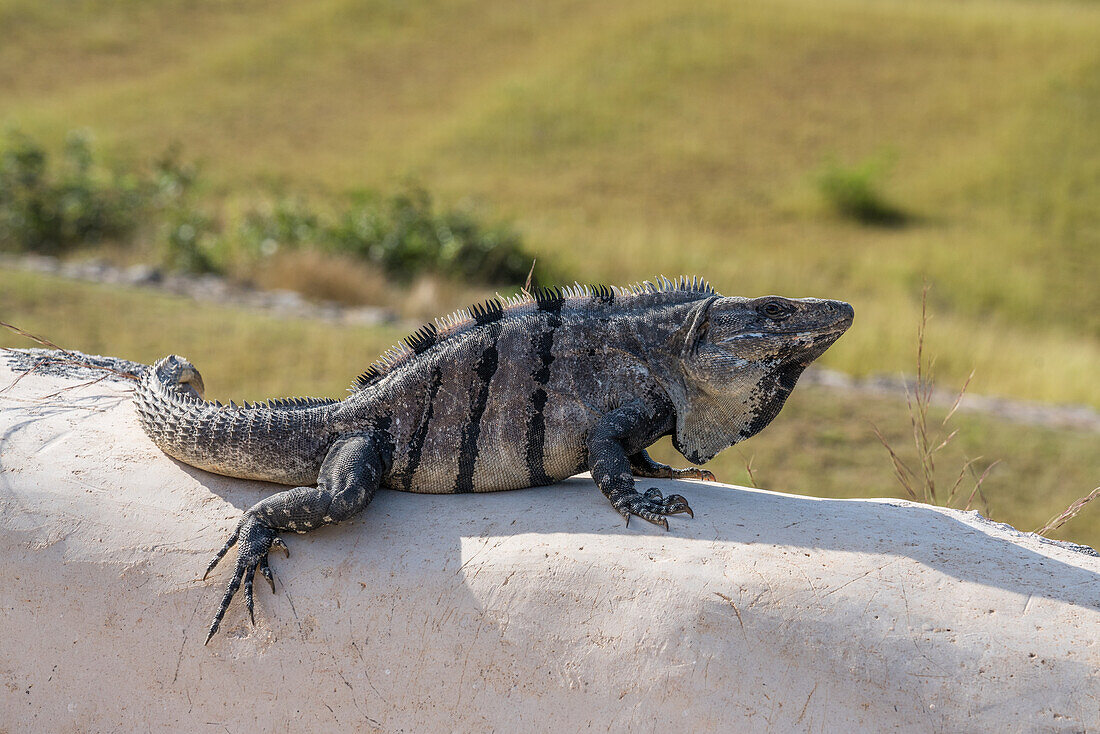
760,301 -> 788,318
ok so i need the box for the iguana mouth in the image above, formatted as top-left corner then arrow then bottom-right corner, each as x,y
720,325 -> 851,343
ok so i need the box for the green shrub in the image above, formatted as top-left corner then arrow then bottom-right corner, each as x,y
146,145 -> 220,273
150,145 -> 199,207
0,130 -> 147,253
436,205 -> 534,283
815,154 -> 906,226
326,188 -> 441,275
0,130 -> 554,287
256,185 -> 543,285
162,209 -> 219,273
324,191 -> 391,262
237,197 -> 321,258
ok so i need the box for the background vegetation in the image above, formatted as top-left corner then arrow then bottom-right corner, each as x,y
0,131 -> 543,285
1,0 -> 1097,540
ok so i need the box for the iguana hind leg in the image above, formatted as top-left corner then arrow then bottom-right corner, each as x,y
588,402 -> 695,530
629,449 -> 716,482
202,433 -> 385,644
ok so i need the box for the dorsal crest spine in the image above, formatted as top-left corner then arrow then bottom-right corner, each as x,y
405,323 -> 438,355
348,275 -> 715,392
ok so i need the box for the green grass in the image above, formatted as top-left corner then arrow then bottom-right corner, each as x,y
0,269 -> 404,399
2,270 -> 1098,548
0,0 -> 1097,405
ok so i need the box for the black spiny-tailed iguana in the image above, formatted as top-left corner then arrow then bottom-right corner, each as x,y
133,277 -> 854,643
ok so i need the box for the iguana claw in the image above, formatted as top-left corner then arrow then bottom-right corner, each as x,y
259,555 -> 276,594
628,453 -> 717,484
615,488 -> 694,530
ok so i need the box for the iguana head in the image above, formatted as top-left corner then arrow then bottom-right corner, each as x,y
152,354 -> 206,401
667,295 -> 853,464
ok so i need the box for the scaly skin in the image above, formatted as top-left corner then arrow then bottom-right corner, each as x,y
133,276 -> 854,642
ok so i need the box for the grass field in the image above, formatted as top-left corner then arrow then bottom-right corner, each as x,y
1,0 -> 1098,405
2,270 -> 1097,547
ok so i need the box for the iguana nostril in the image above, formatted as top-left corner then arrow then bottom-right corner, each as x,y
835,301 -> 855,323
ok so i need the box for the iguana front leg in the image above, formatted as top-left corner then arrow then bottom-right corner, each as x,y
629,449 -> 717,483
587,401 -> 695,530
202,433 -> 386,643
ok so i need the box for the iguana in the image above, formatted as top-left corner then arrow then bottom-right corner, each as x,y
133,277 -> 853,643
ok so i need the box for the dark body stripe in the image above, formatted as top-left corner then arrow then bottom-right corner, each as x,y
455,336 -> 501,492
525,299 -> 563,486
403,367 -> 443,490
372,413 -> 395,465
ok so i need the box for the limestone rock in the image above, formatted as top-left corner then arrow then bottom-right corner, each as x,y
0,352 -> 1097,731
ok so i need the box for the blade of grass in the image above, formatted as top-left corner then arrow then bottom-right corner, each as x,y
737,449 -> 759,489
946,456 -> 981,507
963,460 -> 999,513
871,422 -> 918,501
1035,487 -> 1100,536
943,369 -> 975,426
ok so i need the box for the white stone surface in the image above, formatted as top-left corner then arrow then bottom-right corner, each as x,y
1,357 -> 1098,732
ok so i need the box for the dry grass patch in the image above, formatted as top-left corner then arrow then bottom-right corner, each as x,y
249,250 -> 393,307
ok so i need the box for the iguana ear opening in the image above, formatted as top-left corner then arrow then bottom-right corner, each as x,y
674,297 -> 718,359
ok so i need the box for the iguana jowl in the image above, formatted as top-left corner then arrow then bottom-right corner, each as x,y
133,277 -> 853,642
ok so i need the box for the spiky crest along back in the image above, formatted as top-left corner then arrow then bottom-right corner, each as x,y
349,275 -> 716,393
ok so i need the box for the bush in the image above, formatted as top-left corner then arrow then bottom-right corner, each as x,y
0,131 -> 147,253
0,130 -> 554,287
437,206 -> 533,283
253,185 -> 543,285
327,188 -> 441,275
237,197 -> 321,258
815,154 -> 906,226
162,209 -> 219,273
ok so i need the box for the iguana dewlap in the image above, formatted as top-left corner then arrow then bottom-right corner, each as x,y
133,277 -> 854,642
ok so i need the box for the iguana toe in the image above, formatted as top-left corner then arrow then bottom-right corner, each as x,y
662,493 -> 694,518
271,537 -> 289,558
204,515 -> 282,645
244,566 -> 257,625
259,556 -> 276,594
672,467 -> 716,482
202,525 -> 240,581
616,488 -> 694,530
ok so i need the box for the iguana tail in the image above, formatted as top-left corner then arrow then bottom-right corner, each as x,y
133,355 -> 339,485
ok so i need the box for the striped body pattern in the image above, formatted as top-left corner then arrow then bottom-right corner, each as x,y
353,283 -> 690,494
133,276 -> 854,642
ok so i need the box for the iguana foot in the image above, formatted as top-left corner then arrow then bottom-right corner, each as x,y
628,450 -> 717,482
199,436 -> 385,644
612,487 -> 694,530
202,514 -> 286,644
